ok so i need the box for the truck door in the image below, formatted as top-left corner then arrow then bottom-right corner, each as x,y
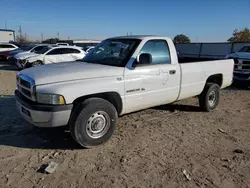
124,39 -> 180,113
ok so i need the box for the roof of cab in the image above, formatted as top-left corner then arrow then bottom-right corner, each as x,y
108,35 -> 169,40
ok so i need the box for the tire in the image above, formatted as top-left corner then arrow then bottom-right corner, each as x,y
199,83 -> 220,112
69,98 -> 118,148
32,61 -> 43,67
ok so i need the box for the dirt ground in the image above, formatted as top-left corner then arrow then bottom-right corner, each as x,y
0,62 -> 249,188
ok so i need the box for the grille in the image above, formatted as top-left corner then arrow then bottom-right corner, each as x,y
17,74 -> 35,101
234,59 -> 250,70
20,79 -> 31,89
21,88 -> 32,97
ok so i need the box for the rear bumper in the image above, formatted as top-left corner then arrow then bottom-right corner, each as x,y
15,90 -> 73,127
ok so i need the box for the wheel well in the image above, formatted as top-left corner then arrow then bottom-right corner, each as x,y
73,92 -> 123,115
206,74 -> 223,87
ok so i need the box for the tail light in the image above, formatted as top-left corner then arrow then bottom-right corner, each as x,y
3,51 -> 9,58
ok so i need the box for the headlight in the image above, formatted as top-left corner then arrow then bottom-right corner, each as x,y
36,93 -> 65,105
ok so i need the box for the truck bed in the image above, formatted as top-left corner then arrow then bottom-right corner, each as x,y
177,59 -> 234,101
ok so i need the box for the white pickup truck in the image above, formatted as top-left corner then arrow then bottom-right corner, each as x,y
15,36 -> 234,148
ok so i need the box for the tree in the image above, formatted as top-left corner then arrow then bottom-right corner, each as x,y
16,35 -> 30,43
173,34 -> 191,44
42,38 -> 59,44
227,28 -> 250,42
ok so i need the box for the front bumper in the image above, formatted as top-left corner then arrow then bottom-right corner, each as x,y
233,72 -> 250,81
15,90 -> 73,127
14,59 -> 24,69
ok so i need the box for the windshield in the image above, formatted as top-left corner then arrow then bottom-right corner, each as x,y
82,39 -> 141,67
36,46 -> 51,54
22,44 -> 36,51
238,46 -> 250,53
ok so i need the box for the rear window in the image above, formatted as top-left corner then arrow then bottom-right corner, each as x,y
0,44 -> 16,48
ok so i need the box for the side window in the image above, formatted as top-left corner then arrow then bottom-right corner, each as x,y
47,49 -> 62,55
71,49 -> 80,53
65,48 -> 81,54
139,40 -> 171,64
61,48 -> 71,54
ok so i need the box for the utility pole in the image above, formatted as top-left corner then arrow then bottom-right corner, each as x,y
57,32 -> 59,39
24,33 -> 27,40
41,33 -> 44,42
18,25 -> 22,39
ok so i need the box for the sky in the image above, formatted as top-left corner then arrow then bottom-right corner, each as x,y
1,0 -> 249,42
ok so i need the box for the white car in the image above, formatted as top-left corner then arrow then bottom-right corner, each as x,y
15,35 -> 233,148
0,43 -> 18,52
10,44 -> 49,60
15,46 -> 86,68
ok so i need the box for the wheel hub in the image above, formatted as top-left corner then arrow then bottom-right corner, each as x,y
91,117 -> 105,132
86,111 -> 110,139
208,90 -> 216,106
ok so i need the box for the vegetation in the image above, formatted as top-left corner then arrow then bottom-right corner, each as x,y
16,35 -> 40,44
42,38 -> 60,44
227,28 -> 250,42
173,34 -> 191,44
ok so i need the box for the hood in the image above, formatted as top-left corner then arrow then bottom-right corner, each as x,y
226,52 -> 250,59
9,49 -> 24,56
19,61 -> 124,85
15,52 -> 39,60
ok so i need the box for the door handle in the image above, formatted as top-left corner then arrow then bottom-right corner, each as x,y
169,70 -> 176,75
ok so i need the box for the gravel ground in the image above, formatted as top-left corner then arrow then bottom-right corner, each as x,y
0,62 -> 249,188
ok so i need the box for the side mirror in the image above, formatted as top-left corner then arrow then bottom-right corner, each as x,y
137,53 -> 152,65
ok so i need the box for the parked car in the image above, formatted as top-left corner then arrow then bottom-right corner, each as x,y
7,44 -> 37,61
0,43 -> 18,59
0,43 -> 19,52
15,35 -> 233,148
225,45 -> 250,87
15,45 -> 86,68
12,44 -> 50,60
0,43 -> 19,60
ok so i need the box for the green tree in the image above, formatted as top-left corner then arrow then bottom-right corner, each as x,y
173,34 -> 191,44
227,28 -> 250,42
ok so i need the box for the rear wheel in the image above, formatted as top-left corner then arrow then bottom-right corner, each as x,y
199,83 -> 220,111
69,98 -> 118,148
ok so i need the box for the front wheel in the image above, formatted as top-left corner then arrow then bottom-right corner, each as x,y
32,61 -> 43,67
69,98 -> 118,148
199,83 -> 220,111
